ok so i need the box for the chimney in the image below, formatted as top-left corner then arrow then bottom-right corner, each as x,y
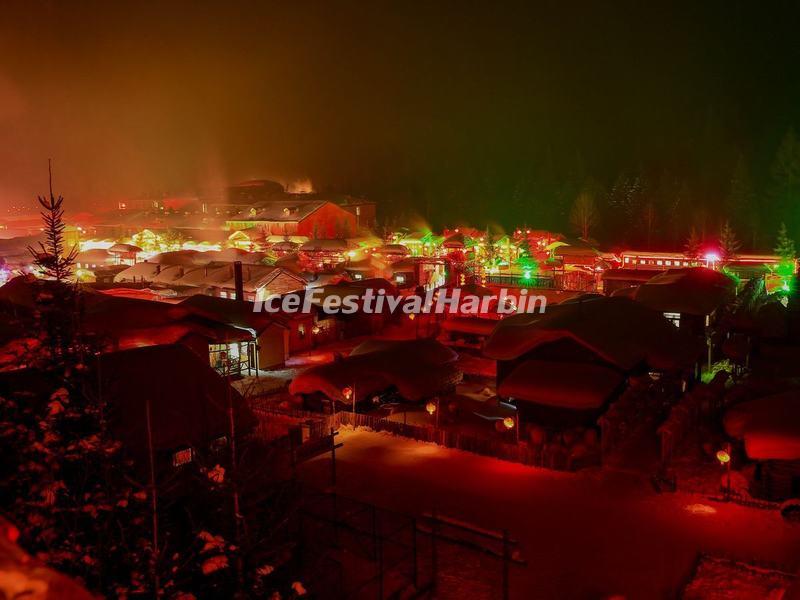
234,260 -> 244,302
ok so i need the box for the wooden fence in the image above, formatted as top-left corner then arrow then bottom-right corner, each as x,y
253,407 -> 599,471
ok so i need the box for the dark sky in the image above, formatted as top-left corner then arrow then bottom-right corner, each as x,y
1,1 -> 799,225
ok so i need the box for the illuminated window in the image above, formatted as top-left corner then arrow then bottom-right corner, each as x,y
657,260 -> 663,266
209,342 -> 250,375
172,447 -> 193,467
395,274 -> 406,284
683,261 -> 689,266
220,291 -> 228,298
663,312 -> 681,328
665,260 -> 672,266
353,273 -> 363,280
624,257 -> 630,263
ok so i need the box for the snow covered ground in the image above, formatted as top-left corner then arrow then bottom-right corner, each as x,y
299,429 -> 800,599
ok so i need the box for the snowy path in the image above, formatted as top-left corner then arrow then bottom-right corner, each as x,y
300,429 -> 800,599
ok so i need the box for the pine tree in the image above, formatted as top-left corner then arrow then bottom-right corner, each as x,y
684,227 -> 701,260
728,154 -> 755,235
641,200 -> 658,249
769,128 -> 800,232
775,222 -> 796,261
719,220 -> 741,262
569,190 -> 598,240
27,162 -> 78,282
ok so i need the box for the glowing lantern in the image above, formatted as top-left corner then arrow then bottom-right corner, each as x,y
426,401 -> 437,415
408,313 -> 416,321
716,449 -> 730,464
311,325 -> 321,335
342,387 -> 353,401
503,417 -> 515,430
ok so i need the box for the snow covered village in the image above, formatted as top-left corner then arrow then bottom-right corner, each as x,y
2,2 -> 800,599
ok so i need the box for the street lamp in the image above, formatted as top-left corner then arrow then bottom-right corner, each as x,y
426,399 -> 439,429
717,443 -> 732,499
342,386 -> 355,416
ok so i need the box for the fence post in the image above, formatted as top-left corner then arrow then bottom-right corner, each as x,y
502,528 -> 510,600
332,491 -> 339,548
411,517 -> 418,588
372,504 -> 379,560
377,512 -> 384,600
330,427 -> 337,488
431,508 -> 438,592
290,431 -> 297,481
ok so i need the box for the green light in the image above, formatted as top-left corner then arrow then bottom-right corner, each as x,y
523,270 -> 532,280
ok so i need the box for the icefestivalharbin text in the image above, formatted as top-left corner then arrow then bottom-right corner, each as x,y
253,287 -> 547,315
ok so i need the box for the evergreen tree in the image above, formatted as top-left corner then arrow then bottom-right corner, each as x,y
769,128 -> 800,233
728,153 -> 755,234
774,222 -> 796,261
719,220 -> 741,262
684,227 -> 701,260
27,163 -> 78,282
640,200 -> 658,249
569,189 -> 598,240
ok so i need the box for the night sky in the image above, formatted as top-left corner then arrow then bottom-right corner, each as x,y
2,1 -> 800,234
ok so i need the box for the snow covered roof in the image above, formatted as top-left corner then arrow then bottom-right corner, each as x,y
167,264 -> 221,288
150,250 -> 202,266
442,232 -> 466,248
108,243 -> 142,254
75,248 -> 114,263
290,339 -> 461,402
232,199 -> 327,222
113,261 -> 162,283
723,392 -> 800,460
349,338 -> 458,364
97,345 -> 256,452
271,240 -> 300,252
633,267 -> 735,316
208,263 -> 305,293
180,294 -> 287,334
498,360 -> 624,409
377,243 -> 410,255
200,248 -> 266,263
300,238 -> 349,252
483,296 -> 700,372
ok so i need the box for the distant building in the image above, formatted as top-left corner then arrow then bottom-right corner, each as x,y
226,199 -> 357,239
484,296 -> 700,426
226,179 -> 287,204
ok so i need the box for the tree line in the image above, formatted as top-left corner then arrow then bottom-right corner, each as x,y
372,127 -> 800,254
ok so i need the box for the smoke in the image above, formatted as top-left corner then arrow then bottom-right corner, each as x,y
287,178 -> 314,194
